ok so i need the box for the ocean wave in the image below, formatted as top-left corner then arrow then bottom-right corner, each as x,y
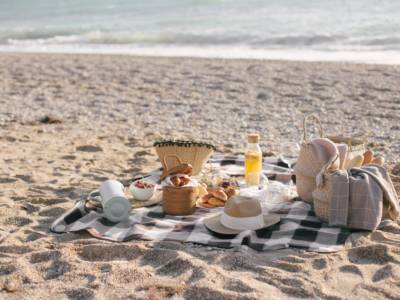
1,29 -> 399,51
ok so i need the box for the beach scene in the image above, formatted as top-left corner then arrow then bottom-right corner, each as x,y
1,1 -> 400,299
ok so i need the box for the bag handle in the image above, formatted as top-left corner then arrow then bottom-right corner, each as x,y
303,114 -> 324,142
163,154 -> 183,172
316,154 -> 339,188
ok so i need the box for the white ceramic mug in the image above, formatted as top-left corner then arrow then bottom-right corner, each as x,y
88,180 -> 132,222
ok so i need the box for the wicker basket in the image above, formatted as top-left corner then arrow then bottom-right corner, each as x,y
163,186 -> 199,215
312,174 -> 333,222
161,155 -> 199,215
295,114 -> 324,203
327,136 -> 365,170
295,173 -> 317,203
154,140 -> 215,175
391,174 -> 400,197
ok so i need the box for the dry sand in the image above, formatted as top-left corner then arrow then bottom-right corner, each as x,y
0,53 -> 399,299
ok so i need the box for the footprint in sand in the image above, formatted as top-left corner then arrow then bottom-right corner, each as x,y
64,288 -> 95,300
5,216 -> 32,227
76,145 -> 103,152
38,207 -> 66,217
24,230 -> 46,242
223,279 -> 254,293
30,250 -> 62,264
312,257 -> 329,270
134,150 -> 153,157
255,275 -> 313,299
78,244 -> 144,262
372,264 -> 397,282
184,287 -> 254,300
61,155 -> 77,160
339,264 -> 363,277
0,245 -> 33,255
336,264 -> 364,297
0,177 -> 18,184
15,174 -> 35,183
0,264 -> 16,276
40,259 -> 71,280
348,244 -> 396,264
140,248 -> 178,268
156,257 -> 196,277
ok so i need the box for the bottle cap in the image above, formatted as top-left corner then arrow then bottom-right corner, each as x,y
247,133 -> 259,143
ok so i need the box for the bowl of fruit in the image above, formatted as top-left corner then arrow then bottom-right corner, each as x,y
130,179 -> 156,201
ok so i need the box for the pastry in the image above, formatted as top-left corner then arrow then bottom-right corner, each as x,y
347,155 -> 364,169
201,202 -> 215,208
210,188 -> 228,201
362,150 -> 374,165
179,176 -> 190,186
197,184 -> 208,197
225,186 -> 239,198
208,197 -> 226,207
170,176 -> 181,187
372,156 -> 385,166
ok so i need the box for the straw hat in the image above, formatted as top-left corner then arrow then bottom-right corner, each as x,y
204,196 -> 280,235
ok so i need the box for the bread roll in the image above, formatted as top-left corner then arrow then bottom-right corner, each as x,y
362,150 -> 374,165
197,185 -> 208,197
347,155 -> 364,169
225,186 -> 239,198
372,156 -> 385,166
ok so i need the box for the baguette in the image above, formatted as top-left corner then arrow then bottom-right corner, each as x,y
160,163 -> 193,180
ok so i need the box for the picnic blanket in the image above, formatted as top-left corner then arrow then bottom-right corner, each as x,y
51,155 -> 354,252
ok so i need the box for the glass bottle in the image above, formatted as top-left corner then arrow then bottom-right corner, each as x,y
245,133 -> 262,186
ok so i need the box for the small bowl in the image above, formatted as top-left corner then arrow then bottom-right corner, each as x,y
130,179 -> 156,201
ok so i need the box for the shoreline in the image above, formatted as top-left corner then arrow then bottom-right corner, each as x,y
1,47 -> 400,66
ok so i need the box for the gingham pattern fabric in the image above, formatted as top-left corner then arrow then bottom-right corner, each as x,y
51,155 -> 354,252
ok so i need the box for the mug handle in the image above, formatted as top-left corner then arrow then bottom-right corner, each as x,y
88,190 -> 101,202
86,190 -> 105,215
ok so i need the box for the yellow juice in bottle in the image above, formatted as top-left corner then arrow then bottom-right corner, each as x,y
245,134 -> 262,186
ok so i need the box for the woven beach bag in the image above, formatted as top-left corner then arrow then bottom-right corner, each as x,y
312,173 -> 333,222
154,140 -> 215,175
327,136 -> 365,170
294,115 -> 325,203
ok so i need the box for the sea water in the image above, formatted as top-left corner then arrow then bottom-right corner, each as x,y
0,0 -> 399,63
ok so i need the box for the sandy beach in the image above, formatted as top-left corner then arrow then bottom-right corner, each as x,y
0,53 -> 400,299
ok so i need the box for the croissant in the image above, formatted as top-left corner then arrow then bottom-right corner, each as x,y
210,188 -> 228,201
208,197 -> 226,207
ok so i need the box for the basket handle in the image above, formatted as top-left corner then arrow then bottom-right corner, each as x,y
303,114 -> 324,142
316,154 -> 339,188
163,154 -> 183,172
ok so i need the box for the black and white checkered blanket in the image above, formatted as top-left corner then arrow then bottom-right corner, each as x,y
51,155 -> 353,252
